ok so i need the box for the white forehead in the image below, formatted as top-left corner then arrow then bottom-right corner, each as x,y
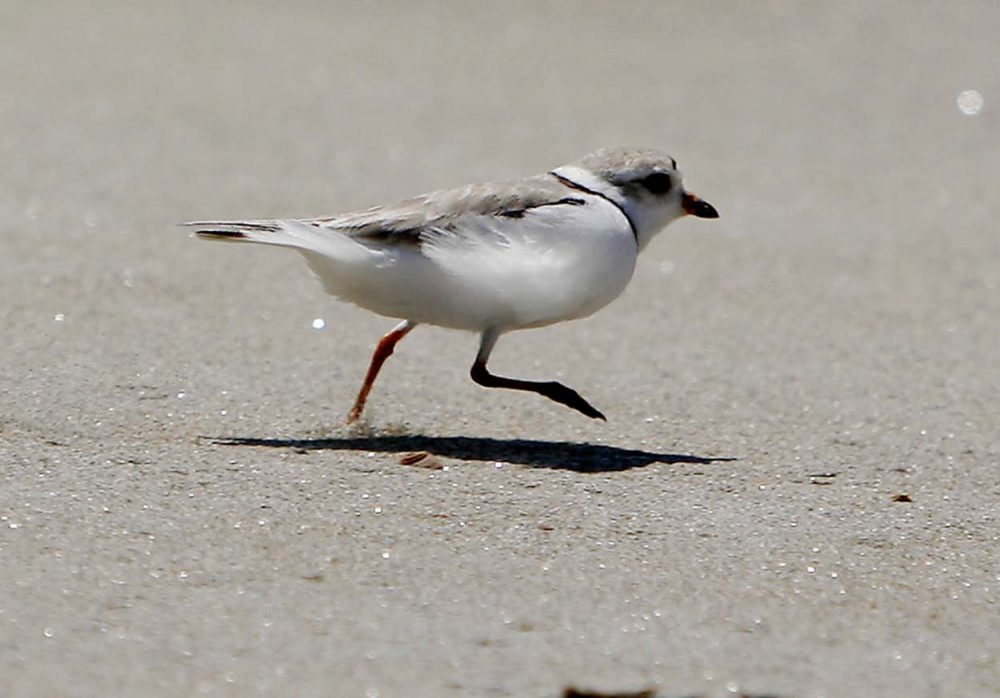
575,147 -> 678,181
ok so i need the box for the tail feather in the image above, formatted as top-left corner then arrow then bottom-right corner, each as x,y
183,219 -> 283,241
192,228 -> 255,240
182,219 -> 344,253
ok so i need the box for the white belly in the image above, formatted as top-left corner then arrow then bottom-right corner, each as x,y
302,196 -> 638,331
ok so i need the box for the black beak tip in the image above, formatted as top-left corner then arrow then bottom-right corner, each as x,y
692,199 -> 719,219
702,202 -> 720,219
682,192 -> 720,219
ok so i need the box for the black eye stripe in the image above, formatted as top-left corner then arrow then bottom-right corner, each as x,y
640,172 -> 673,195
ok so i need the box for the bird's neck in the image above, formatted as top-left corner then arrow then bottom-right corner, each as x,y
551,166 -> 673,251
550,166 -> 625,207
549,165 -> 642,245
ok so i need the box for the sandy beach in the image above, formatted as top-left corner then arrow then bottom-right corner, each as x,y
2,3 -> 998,696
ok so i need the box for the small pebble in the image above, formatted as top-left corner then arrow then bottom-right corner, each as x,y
398,451 -> 445,469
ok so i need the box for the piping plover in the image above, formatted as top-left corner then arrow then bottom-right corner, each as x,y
186,147 -> 718,422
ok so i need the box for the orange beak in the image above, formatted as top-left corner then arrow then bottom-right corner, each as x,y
682,192 -> 719,218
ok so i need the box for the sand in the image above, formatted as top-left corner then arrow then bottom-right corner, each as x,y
2,3 -> 998,696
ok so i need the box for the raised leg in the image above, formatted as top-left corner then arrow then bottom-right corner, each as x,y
347,320 -> 417,423
469,329 -> 606,420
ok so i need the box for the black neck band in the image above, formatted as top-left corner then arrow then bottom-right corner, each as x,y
550,171 -> 638,244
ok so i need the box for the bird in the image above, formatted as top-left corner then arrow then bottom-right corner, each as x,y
185,146 -> 719,422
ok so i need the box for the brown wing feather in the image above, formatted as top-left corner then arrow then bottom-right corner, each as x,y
304,174 -> 575,244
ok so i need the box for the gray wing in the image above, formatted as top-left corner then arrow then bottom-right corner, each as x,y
304,174 -> 585,245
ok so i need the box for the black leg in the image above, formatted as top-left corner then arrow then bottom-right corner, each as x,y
469,330 -> 606,420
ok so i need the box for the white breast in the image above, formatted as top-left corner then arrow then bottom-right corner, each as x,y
302,194 -> 638,332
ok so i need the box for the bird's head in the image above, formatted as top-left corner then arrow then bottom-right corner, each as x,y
552,146 -> 719,250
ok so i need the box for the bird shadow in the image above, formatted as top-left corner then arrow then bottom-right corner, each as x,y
208,434 -> 736,473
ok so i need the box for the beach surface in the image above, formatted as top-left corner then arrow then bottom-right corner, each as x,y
2,3 -> 998,696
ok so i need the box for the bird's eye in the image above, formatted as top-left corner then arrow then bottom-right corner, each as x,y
640,172 -> 673,195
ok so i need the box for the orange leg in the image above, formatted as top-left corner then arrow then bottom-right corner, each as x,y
347,321 -> 416,423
